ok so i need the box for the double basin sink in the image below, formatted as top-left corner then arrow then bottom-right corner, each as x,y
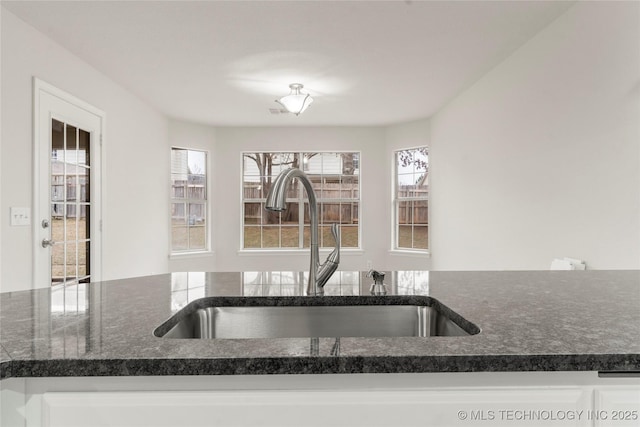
154,296 -> 480,339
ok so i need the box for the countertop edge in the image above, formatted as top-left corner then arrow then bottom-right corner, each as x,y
3,353 -> 640,380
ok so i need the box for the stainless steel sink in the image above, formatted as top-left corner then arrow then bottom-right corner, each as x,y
154,296 -> 480,339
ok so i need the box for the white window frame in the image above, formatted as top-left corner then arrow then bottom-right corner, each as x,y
393,146 -> 429,253
241,151 -> 361,251
170,147 -> 210,255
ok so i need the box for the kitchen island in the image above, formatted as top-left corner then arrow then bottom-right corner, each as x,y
1,270 -> 639,426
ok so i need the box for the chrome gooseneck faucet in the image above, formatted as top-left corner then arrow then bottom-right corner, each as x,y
265,167 -> 340,296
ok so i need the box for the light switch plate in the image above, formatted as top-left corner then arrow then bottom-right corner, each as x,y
10,207 -> 31,226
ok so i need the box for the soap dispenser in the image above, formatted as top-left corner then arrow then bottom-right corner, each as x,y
367,270 -> 387,296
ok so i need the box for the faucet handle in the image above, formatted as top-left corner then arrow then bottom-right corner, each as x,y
329,224 -> 340,253
324,223 -> 340,265
316,224 -> 341,290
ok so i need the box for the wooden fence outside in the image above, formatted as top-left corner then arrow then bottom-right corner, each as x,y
398,185 -> 429,225
243,183 -> 427,225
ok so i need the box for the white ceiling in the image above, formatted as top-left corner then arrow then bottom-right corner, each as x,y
3,0 -> 574,127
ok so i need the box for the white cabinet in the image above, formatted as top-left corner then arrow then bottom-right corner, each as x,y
42,388 -> 591,427
1,372 -> 638,427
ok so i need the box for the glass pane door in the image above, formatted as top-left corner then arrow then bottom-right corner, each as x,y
50,119 -> 91,285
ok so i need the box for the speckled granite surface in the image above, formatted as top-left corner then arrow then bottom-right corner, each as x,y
1,270 -> 639,379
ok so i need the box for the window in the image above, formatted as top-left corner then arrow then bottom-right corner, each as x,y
171,148 -> 207,253
242,152 -> 360,250
394,147 -> 428,251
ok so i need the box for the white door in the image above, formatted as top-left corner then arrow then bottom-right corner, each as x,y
34,79 -> 104,289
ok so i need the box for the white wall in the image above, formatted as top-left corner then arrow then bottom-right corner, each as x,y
1,10 -> 170,292
429,1 -> 640,270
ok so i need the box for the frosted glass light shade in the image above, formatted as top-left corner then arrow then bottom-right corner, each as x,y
276,84 -> 314,115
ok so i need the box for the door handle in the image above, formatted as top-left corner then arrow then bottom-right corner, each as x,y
41,238 -> 55,248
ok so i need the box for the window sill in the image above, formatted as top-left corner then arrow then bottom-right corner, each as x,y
389,249 -> 431,258
169,251 -> 214,260
238,249 -> 364,256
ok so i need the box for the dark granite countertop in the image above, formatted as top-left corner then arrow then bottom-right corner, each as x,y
1,270 -> 639,379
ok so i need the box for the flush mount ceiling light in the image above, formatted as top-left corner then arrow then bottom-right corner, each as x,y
275,83 -> 314,116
